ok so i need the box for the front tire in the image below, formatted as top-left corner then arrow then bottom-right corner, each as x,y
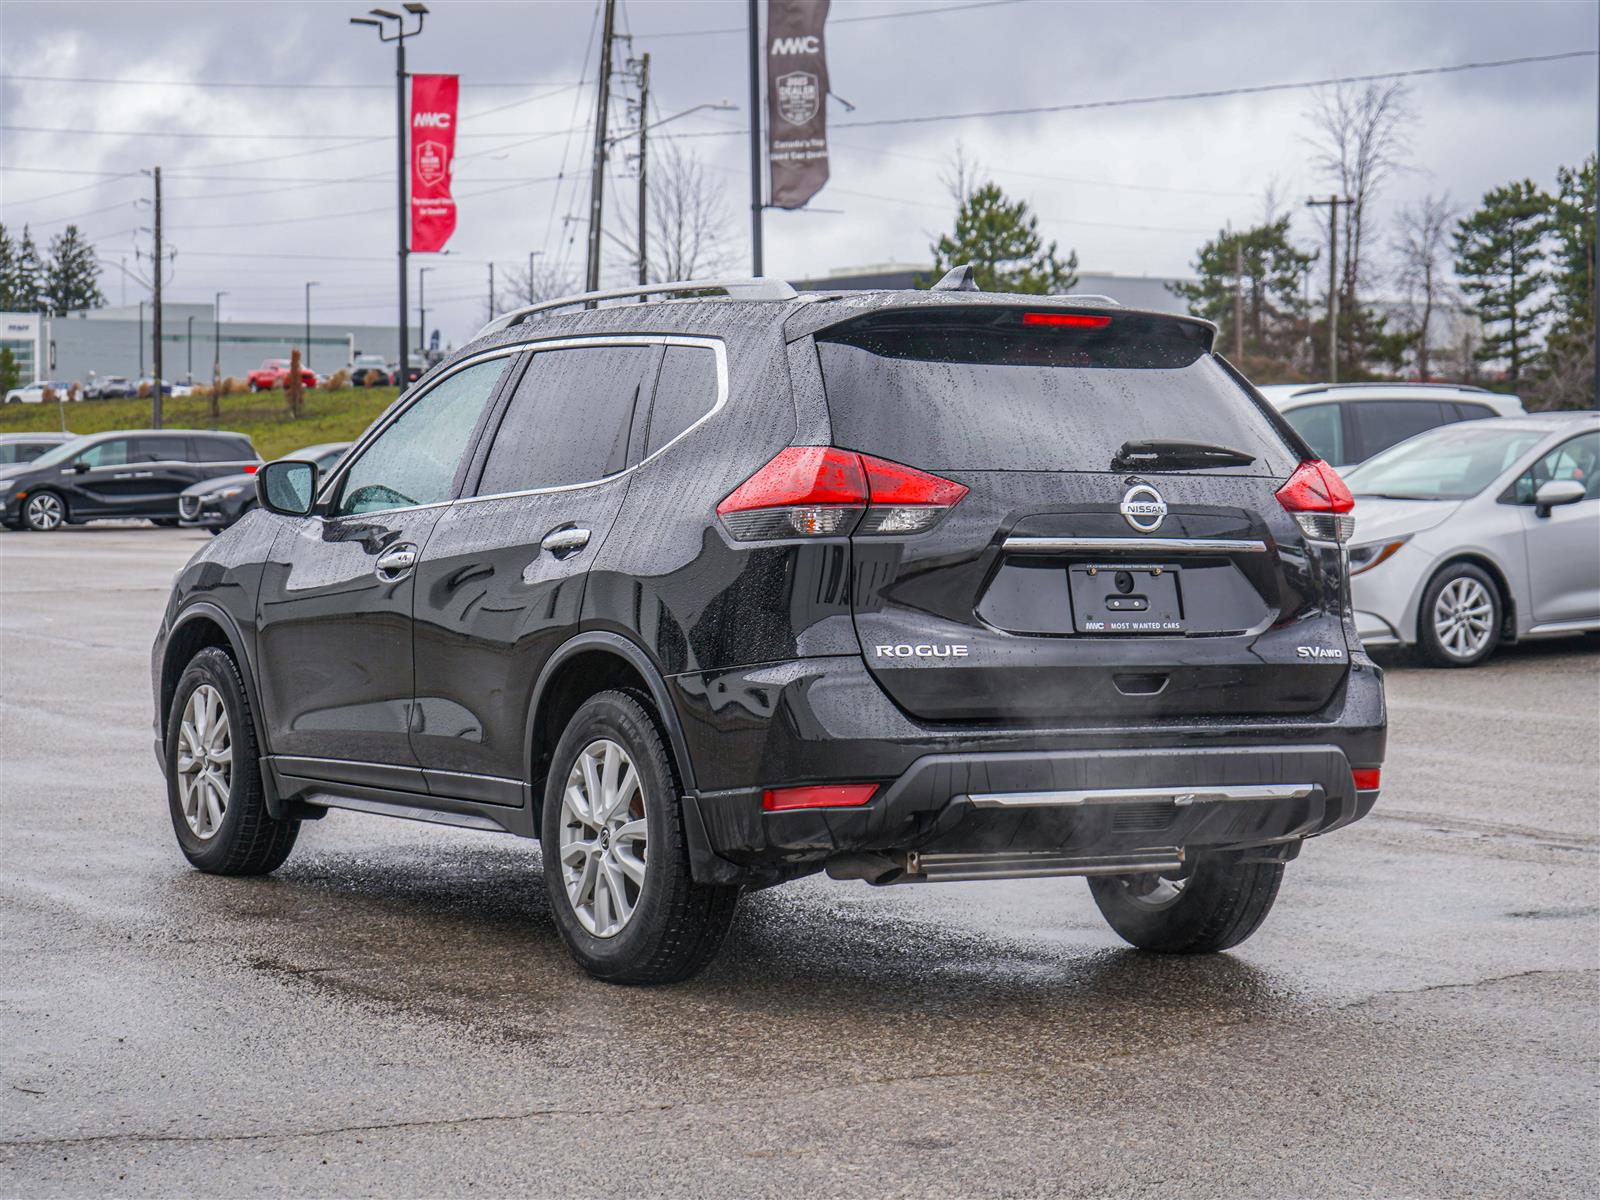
22,491 -> 66,531
540,690 -> 738,984
1418,562 -> 1501,667
165,647 -> 299,875
1088,853 -> 1284,953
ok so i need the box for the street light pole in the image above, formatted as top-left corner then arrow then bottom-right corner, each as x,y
351,4 -> 428,387
418,266 -> 432,355
187,314 -> 194,382
305,281 -> 320,371
213,291 -> 228,381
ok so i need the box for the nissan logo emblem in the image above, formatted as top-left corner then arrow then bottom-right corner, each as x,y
1120,483 -> 1167,533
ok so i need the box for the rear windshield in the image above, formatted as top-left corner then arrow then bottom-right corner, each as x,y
816,308 -> 1297,476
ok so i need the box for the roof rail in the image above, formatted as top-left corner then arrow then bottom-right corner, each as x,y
474,277 -> 799,339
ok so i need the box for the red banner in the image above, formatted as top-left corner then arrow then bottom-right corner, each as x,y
409,74 -> 458,253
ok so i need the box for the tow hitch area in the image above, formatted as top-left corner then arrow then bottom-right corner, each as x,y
827,848 -> 1187,885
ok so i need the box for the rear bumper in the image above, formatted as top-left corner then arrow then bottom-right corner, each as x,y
670,655 -> 1385,882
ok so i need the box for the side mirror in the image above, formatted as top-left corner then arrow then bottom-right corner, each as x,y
71,461 -> 90,474
257,460 -> 319,517
1534,479 -> 1585,517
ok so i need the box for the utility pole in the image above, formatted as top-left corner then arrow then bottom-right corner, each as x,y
151,165 -> 163,428
1306,194 -> 1352,383
212,291 -> 227,424
186,314 -> 194,382
637,51 -> 650,292
305,281 -> 319,371
487,261 -> 495,321
1232,239 -> 1244,361
138,301 -> 145,379
419,266 -> 432,352
584,0 -> 618,293
747,0 -> 763,275
527,250 -> 540,303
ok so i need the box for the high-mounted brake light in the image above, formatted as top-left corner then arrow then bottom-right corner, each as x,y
1276,459 -> 1355,543
1022,311 -> 1112,329
762,783 -> 879,812
717,447 -> 967,540
1352,768 -> 1381,792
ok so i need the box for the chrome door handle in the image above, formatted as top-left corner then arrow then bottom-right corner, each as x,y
375,544 -> 418,580
541,527 -> 591,554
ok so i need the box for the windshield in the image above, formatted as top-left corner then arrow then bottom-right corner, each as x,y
27,436 -> 95,469
1343,423 -> 1547,500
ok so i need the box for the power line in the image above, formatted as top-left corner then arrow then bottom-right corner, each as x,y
0,123 -> 593,141
634,0 -> 1023,38
0,73 -> 581,89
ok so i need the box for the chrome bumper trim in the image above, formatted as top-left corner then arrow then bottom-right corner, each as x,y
966,783 -> 1316,808
1003,536 -> 1268,554
906,848 -> 1184,882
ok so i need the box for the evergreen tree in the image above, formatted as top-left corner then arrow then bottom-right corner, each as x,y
0,347 -> 18,394
926,181 -> 1077,294
0,226 -> 17,311
43,225 -> 105,316
1169,218 -> 1315,363
1547,156 -> 1596,338
1453,180 -> 1550,385
11,226 -> 45,314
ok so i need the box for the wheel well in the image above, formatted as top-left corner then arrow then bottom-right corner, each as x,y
528,649 -> 655,814
1422,554 -> 1517,642
159,617 -> 234,739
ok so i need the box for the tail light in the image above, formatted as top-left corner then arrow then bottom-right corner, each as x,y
717,447 -> 967,541
243,464 -> 260,474
1276,459 -> 1355,543
762,783 -> 879,812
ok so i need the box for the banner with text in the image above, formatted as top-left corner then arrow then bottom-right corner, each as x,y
410,73 -> 458,253
766,0 -> 830,209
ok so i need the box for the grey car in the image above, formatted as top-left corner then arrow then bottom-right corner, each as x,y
177,441 -> 351,533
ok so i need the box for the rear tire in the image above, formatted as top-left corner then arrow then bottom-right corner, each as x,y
1088,853 -> 1284,953
540,689 -> 738,984
1418,562 -> 1501,667
165,647 -> 299,875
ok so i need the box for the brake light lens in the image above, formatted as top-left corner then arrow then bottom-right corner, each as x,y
1276,459 -> 1355,543
1352,768 -> 1381,791
243,464 -> 260,474
1021,311 -> 1112,329
762,783 -> 879,812
717,447 -> 967,540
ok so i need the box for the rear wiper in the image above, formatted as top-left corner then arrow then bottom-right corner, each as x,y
1111,439 -> 1256,471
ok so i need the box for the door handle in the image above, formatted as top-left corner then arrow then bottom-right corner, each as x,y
541,527 -> 591,555
375,543 -> 418,581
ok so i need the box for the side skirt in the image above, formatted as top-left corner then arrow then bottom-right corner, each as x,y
265,757 -> 538,838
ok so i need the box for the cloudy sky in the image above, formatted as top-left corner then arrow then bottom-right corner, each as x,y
2,0 -> 1594,346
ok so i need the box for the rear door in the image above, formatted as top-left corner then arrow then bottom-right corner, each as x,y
813,306 -> 1350,723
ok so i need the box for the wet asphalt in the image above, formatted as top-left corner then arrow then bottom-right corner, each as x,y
1,525 -> 1596,1199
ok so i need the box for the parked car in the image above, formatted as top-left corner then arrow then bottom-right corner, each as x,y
391,355 -> 426,385
0,432 -> 73,465
247,360 -> 317,392
85,375 -> 135,400
4,381 -> 74,404
1342,411 -> 1600,666
350,354 -> 394,387
151,273 -> 1385,985
0,429 -> 260,531
178,441 -> 349,533
1257,382 -> 1523,470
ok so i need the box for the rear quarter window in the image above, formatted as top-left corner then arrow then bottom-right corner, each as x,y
815,308 -> 1296,476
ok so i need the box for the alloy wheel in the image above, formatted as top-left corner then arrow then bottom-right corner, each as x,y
558,738 -> 648,938
25,493 -> 63,531
1432,577 -> 1493,660
176,684 -> 232,839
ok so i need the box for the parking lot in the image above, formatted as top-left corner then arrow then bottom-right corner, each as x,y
1,524 -> 1596,1198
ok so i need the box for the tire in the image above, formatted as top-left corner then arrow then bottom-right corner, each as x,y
165,646 -> 299,875
21,491 -> 66,532
540,689 -> 739,984
1088,853 -> 1284,954
1417,561 -> 1502,667
151,517 -> 180,528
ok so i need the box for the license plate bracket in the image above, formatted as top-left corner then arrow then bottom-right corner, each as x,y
1070,564 -> 1184,633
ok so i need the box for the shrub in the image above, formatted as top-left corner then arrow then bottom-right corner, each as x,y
325,368 -> 350,391
42,385 -> 58,404
220,377 -> 241,395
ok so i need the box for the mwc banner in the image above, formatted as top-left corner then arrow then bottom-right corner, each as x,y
410,74 -> 458,253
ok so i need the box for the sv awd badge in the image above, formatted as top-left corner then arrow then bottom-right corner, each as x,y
1296,646 -> 1346,660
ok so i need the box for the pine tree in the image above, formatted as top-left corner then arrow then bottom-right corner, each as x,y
12,226 -> 45,314
43,225 -> 105,316
0,347 -> 18,394
926,181 -> 1077,294
1547,157 -> 1596,339
1453,180 -> 1551,386
1170,218 -> 1315,365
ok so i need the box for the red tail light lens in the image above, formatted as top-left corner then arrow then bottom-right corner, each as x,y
243,464 -> 260,474
1276,459 -> 1355,543
718,448 -> 966,540
1352,768 -> 1381,791
1021,311 -> 1112,329
762,783 -> 879,812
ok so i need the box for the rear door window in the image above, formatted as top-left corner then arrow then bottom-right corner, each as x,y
644,345 -> 718,457
1452,402 -> 1497,423
1349,401 -> 1447,460
476,345 -> 655,494
190,435 -> 250,462
1284,403 -> 1345,464
815,308 -> 1295,476
131,436 -> 180,462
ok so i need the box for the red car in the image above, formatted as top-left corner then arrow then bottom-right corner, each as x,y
247,359 -> 317,392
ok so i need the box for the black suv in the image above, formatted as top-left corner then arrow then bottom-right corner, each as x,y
3,429 -> 260,531
151,275 -> 1386,984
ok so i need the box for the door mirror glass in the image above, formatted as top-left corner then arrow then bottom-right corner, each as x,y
1534,478 -> 1586,516
257,460 -> 318,516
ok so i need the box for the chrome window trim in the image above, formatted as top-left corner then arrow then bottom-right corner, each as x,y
1003,536 -> 1269,554
314,334 -> 728,517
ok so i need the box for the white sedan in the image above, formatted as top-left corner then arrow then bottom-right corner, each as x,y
3,381 -> 74,404
1342,412 -> 1600,666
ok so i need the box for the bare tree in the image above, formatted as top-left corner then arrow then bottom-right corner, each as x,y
497,257 -> 579,315
1392,193 -> 1456,380
612,142 -> 733,283
941,141 -> 983,207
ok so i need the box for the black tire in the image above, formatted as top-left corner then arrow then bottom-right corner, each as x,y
151,517 -> 180,528
21,490 -> 66,532
1088,853 -> 1284,954
165,647 -> 299,875
540,689 -> 738,984
1417,561 -> 1502,668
